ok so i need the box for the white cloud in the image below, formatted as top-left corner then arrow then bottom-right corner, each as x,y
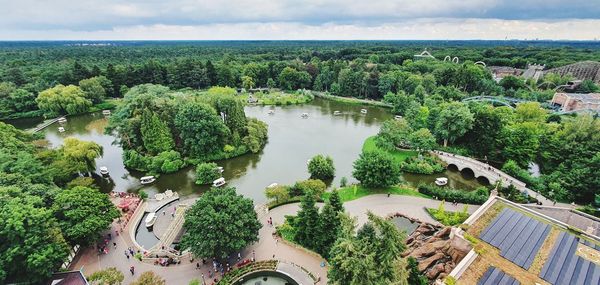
1,19 -> 598,40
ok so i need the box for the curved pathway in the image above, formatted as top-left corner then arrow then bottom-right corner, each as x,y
70,194 -> 477,284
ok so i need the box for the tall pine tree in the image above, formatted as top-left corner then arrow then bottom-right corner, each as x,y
140,110 -> 175,155
294,191 -> 320,250
317,190 -> 344,257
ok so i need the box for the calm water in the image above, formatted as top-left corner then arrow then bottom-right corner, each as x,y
6,98 -> 484,203
390,216 -> 419,235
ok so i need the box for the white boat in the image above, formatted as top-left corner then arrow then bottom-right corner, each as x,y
140,176 -> 156,185
102,110 -> 111,116
435,177 -> 448,186
57,117 -> 67,123
301,113 -> 309,118
145,213 -> 157,228
217,166 -> 224,173
212,177 -> 226,187
58,127 -> 65,133
268,110 -> 275,115
267,183 -> 278,188
99,166 -> 109,175
333,111 -> 341,116
394,115 -> 403,120
360,109 -> 368,114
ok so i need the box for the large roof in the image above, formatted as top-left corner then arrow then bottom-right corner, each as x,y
48,271 -> 89,285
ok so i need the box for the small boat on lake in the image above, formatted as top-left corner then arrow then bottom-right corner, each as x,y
217,166 -> 224,173
212,177 -> 226,187
395,115 -> 403,120
301,113 -> 309,118
99,166 -> 109,175
102,110 -> 111,116
435,177 -> 448,186
360,109 -> 368,114
140,176 -> 156,185
57,117 -> 67,123
267,183 -> 278,188
58,127 -> 65,133
145,213 -> 157,228
333,111 -> 341,116
268,110 -> 275,115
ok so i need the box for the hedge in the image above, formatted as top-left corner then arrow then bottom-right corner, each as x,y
418,184 -> 489,204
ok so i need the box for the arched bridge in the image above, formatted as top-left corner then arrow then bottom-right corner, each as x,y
462,96 -> 527,108
433,151 -> 570,207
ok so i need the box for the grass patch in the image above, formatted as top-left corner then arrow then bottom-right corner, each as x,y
362,136 -> 417,162
323,184 -> 429,202
426,204 -> 470,226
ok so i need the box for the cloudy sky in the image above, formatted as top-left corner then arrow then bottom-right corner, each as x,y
1,0 -> 599,40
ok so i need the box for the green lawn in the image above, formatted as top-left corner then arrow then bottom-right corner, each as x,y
362,136 -> 418,162
323,184 -> 430,202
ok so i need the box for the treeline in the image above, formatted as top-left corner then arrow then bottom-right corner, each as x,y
2,42 -> 600,119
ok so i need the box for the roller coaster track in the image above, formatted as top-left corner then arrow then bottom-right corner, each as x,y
462,96 -> 598,115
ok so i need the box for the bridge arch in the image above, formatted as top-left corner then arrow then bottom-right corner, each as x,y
476,176 -> 491,185
459,167 -> 475,179
447,163 -> 459,171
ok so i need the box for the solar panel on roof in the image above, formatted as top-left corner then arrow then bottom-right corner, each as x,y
479,208 -> 551,269
540,231 -> 600,285
478,267 -> 520,285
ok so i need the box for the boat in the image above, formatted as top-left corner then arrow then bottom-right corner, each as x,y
102,110 -> 111,116
212,177 -> 226,187
99,166 -> 109,175
57,117 -> 67,123
360,109 -> 368,114
394,115 -> 403,120
267,183 -> 278,188
58,127 -> 65,133
301,113 -> 309,118
217,166 -> 224,173
435,177 -> 448,186
268,110 -> 275,115
145,213 -> 157,228
140,176 -> 156,185
333,111 -> 341,116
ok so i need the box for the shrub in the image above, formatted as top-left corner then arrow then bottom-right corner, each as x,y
138,190 -> 148,200
265,185 -> 290,203
427,202 -> 470,226
308,154 -> 335,180
150,150 -> 185,173
499,184 -> 538,204
400,154 -> 445,174
418,184 -> 489,204
352,151 -> 401,188
195,162 -> 221,185
289,179 -> 326,198
501,160 -> 542,190
340,177 -> 348,187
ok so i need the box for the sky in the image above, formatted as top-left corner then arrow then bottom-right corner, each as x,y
0,0 -> 599,40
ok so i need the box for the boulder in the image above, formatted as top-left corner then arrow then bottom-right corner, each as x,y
434,227 -> 452,238
418,252 -> 445,272
426,263 -> 446,279
415,224 -> 437,235
409,240 -> 449,259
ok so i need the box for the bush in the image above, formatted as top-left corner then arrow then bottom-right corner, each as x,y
427,201 -> 470,226
265,185 -> 290,203
276,216 -> 298,242
499,184 -> 538,204
340,177 -> 348,187
138,190 -> 148,200
400,154 -> 445,174
242,118 -> 268,153
289,179 -> 326,198
195,162 -> 221,185
150,150 -> 185,173
418,184 -> 489,204
501,160 -> 542,190
352,151 -> 401,188
308,154 -> 335,180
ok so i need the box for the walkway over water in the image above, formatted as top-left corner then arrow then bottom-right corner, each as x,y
30,116 -> 63,133
434,151 -> 572,207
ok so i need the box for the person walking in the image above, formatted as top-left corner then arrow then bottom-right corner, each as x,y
125,250 -> 129,259
113,242 -> 117,249
129,266 -> 135,275
196,262 -> 200,270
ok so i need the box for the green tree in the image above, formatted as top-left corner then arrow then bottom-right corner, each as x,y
36,84 -> 92,116
290,179 -> 327,198
278,67 -> 311,90
352,151 -> 401,188
175,102 -> 230,158
241,75 -> 255,90
88,267 -> 125,285
140,110 -> 175,155
407,257 -> 428,285
408,128 -> 436,152
376,119 -> 413,150
294,192 -> 321,250
195,162 -> 221,185
180,187 -> 260,259
265,185 -> 290,203
214,95 -> 247,143
53,186 -> 119,245
308,154 -> 335,180
79,76 -> 110,104
433,102 -> 474,147
62,137 -> 103,175
130,271 -> 165,285
0,188 -> 70,283
316,190 -> 344,258
242,118 -> 268,153
515,102 -> 547,124
498,122 -> 542,168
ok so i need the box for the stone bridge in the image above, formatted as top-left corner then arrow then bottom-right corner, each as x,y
433,151 -> 570,207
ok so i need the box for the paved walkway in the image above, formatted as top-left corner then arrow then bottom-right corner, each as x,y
70,194 -> 478,284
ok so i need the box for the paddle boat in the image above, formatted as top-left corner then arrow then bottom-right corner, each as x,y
217,166 -> 224,173
333,111 -> 341,116
57,117 -> 67,123
102,110 -> 111,116
301,113 -> 309,118
212,177 -> 226,187
145,212 -> 157,228
435,177 -> 448,186
360,109 -> 368,114
154,193 -> 165,201
395,115 -> 403,120
99,166 -> 109,175
267,183 -> 278,188
140,176 -> 156,185
58,127 -> 65,133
